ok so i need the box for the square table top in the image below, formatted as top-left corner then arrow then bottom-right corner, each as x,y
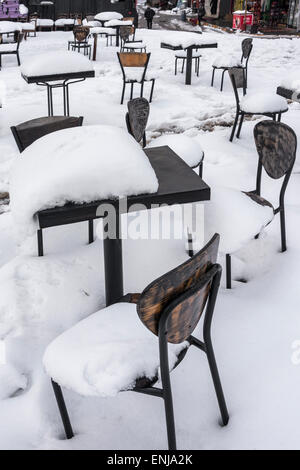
277,86 -> 300,103
22,70 -> 95,84
37,145 -> 210,229
161,41 -> 218,51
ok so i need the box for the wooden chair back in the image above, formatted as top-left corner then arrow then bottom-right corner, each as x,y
73,26 -> 89,43
137,234 -> 220,343
118,52 -> 149,68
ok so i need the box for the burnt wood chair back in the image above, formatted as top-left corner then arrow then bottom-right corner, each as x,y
73,26 -> 89,43
228,67 -> 246,110
137,233 -> 220,343
241,38 -> 253,64
253,120 -> 297,207
120,25 -> 132,43
126,97 -> 149,147
11,116 -> 84,153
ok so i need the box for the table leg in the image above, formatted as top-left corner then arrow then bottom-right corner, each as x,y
185,47 -> 193,85
116,26 -> 120,48
103,211 -> 124,306
92,33 -> 97,61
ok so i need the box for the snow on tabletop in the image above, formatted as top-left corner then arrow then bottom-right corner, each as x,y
43,302 -> 188,397
104,19 -> 133,27
280,75 -> 300,93
20,51 -> 94,78
10,125 -> 159,236
0,21 -> 22,33
89,26 -> 115,34
160,32 -> 216,49
240,92 -> 288,114
19,4 -> 29,15
147,134 -> 204,168
82,19 -> 101,27
37,19 -> 54,26
21,23 -> 36,31
204,187 -> 274,254
94,11 -> 123,21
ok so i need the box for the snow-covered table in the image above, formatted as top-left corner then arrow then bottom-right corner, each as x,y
36,145 -> 210,306
0,21 -> 22,42
161,36 -> 218,85
21,51 -> 95,116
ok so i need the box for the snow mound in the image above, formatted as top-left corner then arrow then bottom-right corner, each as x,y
0,365 -> 27,400
20,51 -> 94,78
240,93 -> 288,114
212,56 -> 242,68
95,11 -> 123,21
0,21 -> 22,33
10,125 -> 158,235
147,134 -> 204,168
204,187 -> 274,253
161,32 -> 212,49
43,302 -> 188,397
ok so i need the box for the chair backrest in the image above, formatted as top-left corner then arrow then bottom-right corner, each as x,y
228,67 -> 246,108
86,15 -> 94,22
118,52 -> 150,68
241,38 -> 253,62
11,116 -> 84,153
15,31 -> 24,48
73,26 -> 89,43
253,121 -> 297,202
126,97 -> 149,146
137,234 -> 220,344
119,25 -> 132,43
123,17 -> 134,22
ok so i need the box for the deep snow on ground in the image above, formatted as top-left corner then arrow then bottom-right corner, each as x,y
0,27 -> 300,450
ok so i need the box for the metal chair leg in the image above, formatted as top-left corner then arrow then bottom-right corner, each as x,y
51,380 -> 74,439
236,113 -> 245,138
120,82 -> 126,104
130,82 -> 134,100
211,67 -> 215,86
37,229 -> 44,257
181,58 -> 185,74
280,207 -> 287,252
149,80 -> 155,103
88,219 -> 94,244
230,112 -> 239,142
220,69 -> 226,91
175,58 -> 177,75
226,254 -> 231,289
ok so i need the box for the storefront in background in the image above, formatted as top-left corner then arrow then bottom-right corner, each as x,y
233,0 -> 300,28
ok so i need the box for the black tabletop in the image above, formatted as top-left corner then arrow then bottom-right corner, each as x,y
37,145 -> 210,229
22,70 -> 95,84
277,86 -> 300,102
161,42 -> 218,51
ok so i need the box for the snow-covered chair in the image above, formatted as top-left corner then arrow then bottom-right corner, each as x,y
229,67 -> 288,142
37,18 -> 54,31
175,49 -> 201,77
43,234 -> 229,450
68,26 -> 91,60
55,15 -> 75,31
147,134 -> 204,178
21,20 -> 36,39
0,31 -> 23,70
117,52 -> 156,104
11,116 -> 84,153
119,25 -> 142,52
126,97 -> 150,148
205,121 -> 297,288
211,38 -> 253,92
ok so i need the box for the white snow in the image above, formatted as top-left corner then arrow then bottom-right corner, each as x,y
212,56 -> 242,68
0,43 -> 18,52
19,4 -> 29,15
82,19 -> 101,27
0,25 -> 300,450
43,302 -> 188,397
10,125 -> 158,236
280,74 -> 300,92
20,51 -> 94,77
204,187 -> 274,253
94,11 -> 123,21
160,33 -> 216,49
147,134 -> 204,167
37,19 -> 54,27
0,365 -> 27,400
104,19 -> 132,27
123,67 -> 157,81
0,21 -> 22,33
240,92 -> 288,113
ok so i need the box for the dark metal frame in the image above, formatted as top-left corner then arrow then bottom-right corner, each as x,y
175,50 -> 200,78
50,262 -> 228,450
0,31 -> 23,70
22,70 -> 95,116
229,70 -> 288,142
161,42 -> 218,86
117,52 -> 155,105
211,39 -> 253,92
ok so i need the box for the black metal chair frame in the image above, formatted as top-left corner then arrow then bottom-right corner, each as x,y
36,78 -> 85,117
229,70 -> 288,142
68,27 -> 91,60
117,52 -> 155,105
175,50 -> 200,77
225,121 -> 297,288
211,39 -> 253,92
50,251 -> 229,450
0,32 -> 23,70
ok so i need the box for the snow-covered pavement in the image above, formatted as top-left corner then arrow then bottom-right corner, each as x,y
0,27 -> 300,450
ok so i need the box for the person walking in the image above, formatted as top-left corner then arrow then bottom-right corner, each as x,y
144,4 -> 155,29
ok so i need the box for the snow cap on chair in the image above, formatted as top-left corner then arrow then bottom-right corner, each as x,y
204,187 -> 274,254
240,93 -> 288,114
10,125 -> 159,236
147,134 -> 204,168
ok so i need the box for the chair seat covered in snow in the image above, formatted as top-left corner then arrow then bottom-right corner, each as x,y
118,52 -> 156,104
123,41 -> 147,52
228,67 -> 288,141
204,120 -> 297,288
211,38 -> 253,92
0,42 -> 18,52
82,19 -> 101,28
240,93 -> 288,114
147,134 -> 204,176
0,31 -> 23,70
43,234 -> 229,450
36,18 -> 54,30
